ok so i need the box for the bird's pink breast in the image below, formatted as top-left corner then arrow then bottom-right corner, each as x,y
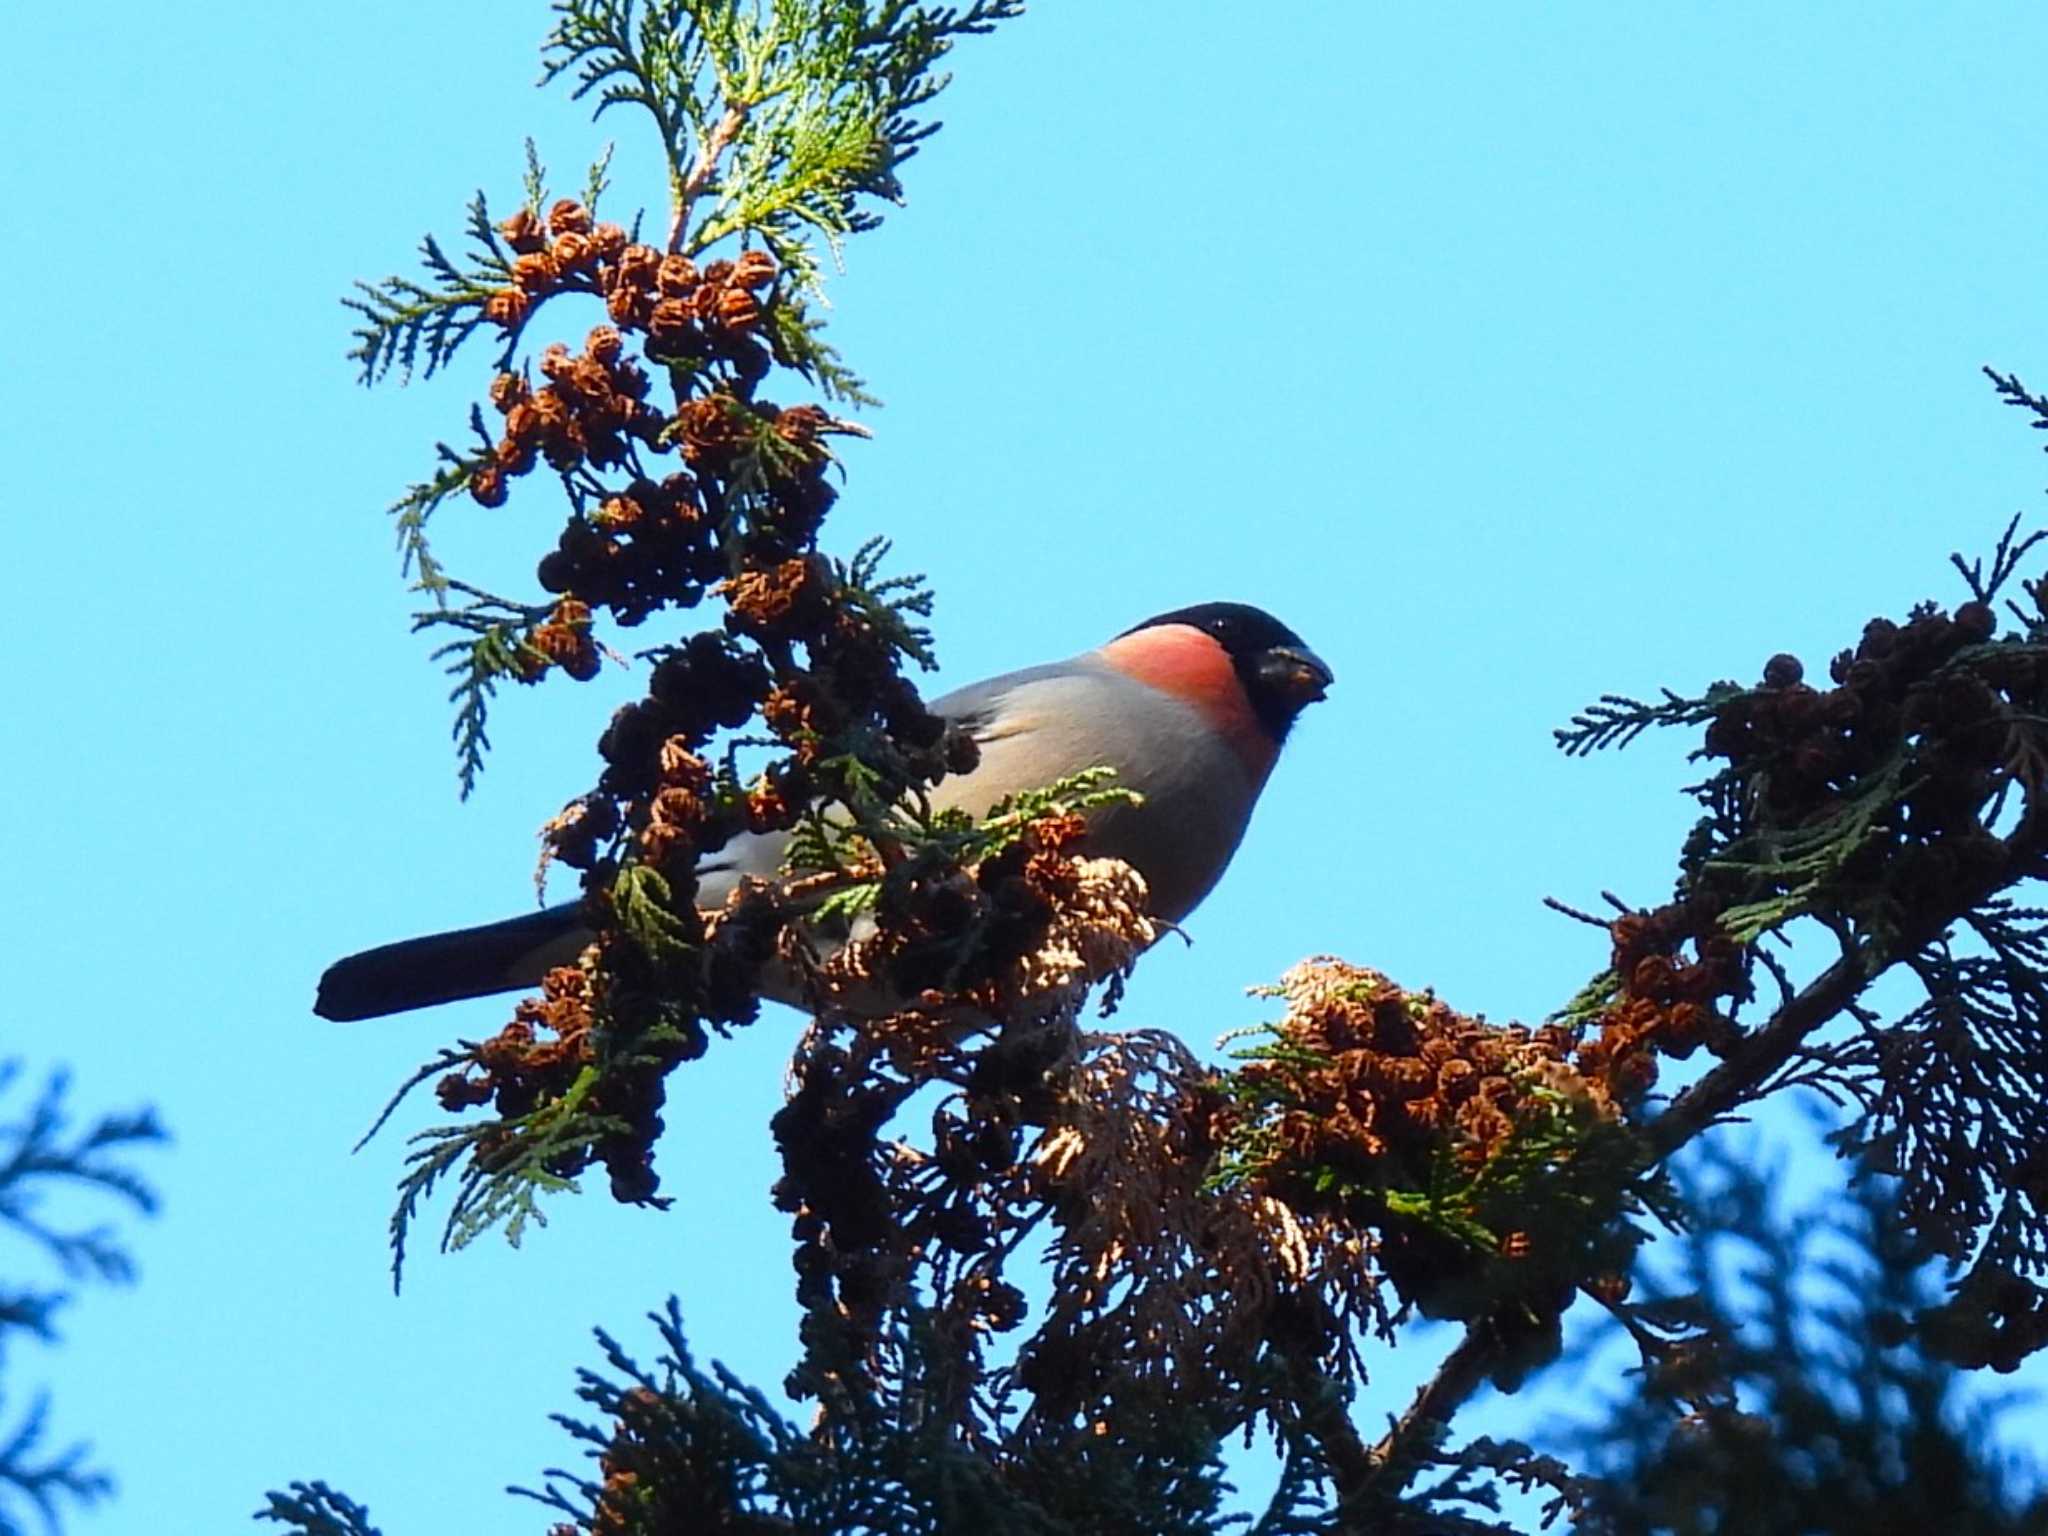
1095,624 -> 1278,782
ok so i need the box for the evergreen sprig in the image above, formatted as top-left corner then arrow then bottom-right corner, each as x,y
768,293 -> 878,403
541,0 -> 1023,280
1546,969 -> 1618,1034
254,1481 -> 383,1536
1985,364 -> 2048,443
0,1395 -> 112,1536
1812,899 -> 2048,1367
412,582 -> 557,800
0,1067 -> 162,1536
1554,684 -> 1741,757
1951,509 -> 2048,613
1404,1435 -> 1593,1534
383,1070 -> 617,1289
1705,755 -> 1913,942
0,1066 -> 163,1285
783,764 -> 1138,924
920,765 -> 1137,856
386,448 -> 488,600
343,192 -> 514,385
511,1299 -> 1272,1535
837,536 -> 937,670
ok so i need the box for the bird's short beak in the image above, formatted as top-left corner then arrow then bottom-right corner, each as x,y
1259,645 -> 1333,707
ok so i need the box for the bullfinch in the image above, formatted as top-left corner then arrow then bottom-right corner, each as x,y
314,602 -> 1332,1022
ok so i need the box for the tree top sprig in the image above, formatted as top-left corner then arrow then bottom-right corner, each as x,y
542,0 -> 1020,279
347,0 -> 1019,391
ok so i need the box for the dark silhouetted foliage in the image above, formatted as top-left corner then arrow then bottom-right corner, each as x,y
1568,1140 -> 2048,1536
0,1064 -> 162,1536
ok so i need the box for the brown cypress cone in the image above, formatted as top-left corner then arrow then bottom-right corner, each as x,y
547,198 -> 592,236
512,251 -> 560,292
498,207 -> 545,252
469,465 -> 508,508
731,248 -> 777,289
551,231 -> 593,271
712,285 -> 761,330
483,289 -> 531,329
657,253 -> 700,295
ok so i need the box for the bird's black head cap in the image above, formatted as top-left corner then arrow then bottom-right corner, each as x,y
1122,602 -> 1333,742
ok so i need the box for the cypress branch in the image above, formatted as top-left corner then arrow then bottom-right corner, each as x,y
304,3 -> 2048,1527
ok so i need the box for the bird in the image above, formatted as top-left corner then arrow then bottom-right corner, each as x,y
314,601 -> 1332,1022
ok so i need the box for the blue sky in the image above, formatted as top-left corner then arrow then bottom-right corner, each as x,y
8,3 -> 2048,1530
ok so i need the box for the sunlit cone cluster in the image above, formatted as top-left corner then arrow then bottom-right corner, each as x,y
1575,906 -> 1745,1101
421,182 -> 965,1206
1213,959 -> 1631,1321
762,819 -> 1164,1409
515,596 -> 602,683
436,961 -> 596,1117
486,198 -> 628,331
604,245 -> 778,376
1231,959 -> 1604,1176
473,330 -> 666,507
817,811 -> 1157,1014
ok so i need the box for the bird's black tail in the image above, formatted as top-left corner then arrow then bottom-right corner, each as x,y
314,904 -> 589,1021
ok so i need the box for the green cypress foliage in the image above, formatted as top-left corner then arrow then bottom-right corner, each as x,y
276,6 -> 2048,1530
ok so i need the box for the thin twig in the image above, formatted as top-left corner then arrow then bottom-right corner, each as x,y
670,104 -> 745,250
1542,895 -> 1611,930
